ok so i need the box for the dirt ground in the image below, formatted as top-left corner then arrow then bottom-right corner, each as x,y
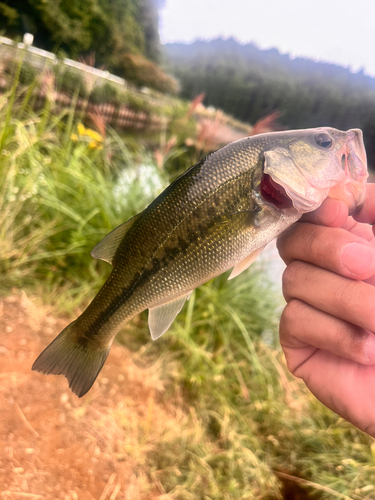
0,293 -> 172,500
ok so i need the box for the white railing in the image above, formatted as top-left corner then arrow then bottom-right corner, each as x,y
0,36 -> 172,106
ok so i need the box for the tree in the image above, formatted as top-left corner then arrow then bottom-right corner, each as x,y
0,0 -> 178,93
165,38 -> 375,165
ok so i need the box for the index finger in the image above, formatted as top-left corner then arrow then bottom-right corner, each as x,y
301,198 -> 349,228
277,223 -> 375,280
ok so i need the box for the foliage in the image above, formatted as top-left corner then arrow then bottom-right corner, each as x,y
0,2 -> 18,26
0,0 -> 171,92
18,61 -> 37,86
5,60 -> 38,87
90,82 -> 120,105
137,0 -> 163,63
53,65 -> 88,99
70,122 -> 104,149
0,79 -> 168,309
113,52 -> 178,94
165,38 -> 375,166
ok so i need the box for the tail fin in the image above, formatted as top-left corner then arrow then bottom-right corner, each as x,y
32,322 -> 110,397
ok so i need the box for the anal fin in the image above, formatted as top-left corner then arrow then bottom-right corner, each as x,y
149,294 -> 190,340
228,246 -> 266,280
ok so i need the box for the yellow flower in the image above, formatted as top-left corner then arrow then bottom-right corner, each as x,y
72,124 -> 104,149
84,128 -> 103,143
89,141 -> 103,150
77,123 -> 86,136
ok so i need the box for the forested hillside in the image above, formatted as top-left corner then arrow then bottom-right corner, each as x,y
165,38 -> 375,165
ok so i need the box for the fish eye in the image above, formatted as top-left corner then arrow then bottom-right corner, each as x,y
315,133 -> 333,148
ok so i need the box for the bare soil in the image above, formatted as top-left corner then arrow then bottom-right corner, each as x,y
0,293 -> 170,500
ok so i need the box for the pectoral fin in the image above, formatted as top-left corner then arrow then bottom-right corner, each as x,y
228,246 -> 266,280
91,214 -> 140,265
149,294 -> 190,340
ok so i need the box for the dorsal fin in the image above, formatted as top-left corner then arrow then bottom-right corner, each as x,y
90,214 -> 139,265
228,245 -> 266,280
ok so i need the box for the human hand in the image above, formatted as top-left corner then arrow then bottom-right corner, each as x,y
277,184 -> 375,436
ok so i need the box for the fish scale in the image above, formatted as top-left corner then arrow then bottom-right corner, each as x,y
32,127 -> 368,397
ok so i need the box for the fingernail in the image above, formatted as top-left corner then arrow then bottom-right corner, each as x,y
340,243 -> 375,276
364,334 -> 375,364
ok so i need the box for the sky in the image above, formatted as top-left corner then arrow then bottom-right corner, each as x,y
159,0 -> 375,77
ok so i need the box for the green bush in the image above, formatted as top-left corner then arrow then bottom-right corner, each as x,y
114,52 -> 179,94
54,66 -> 88,98
18,61 -> 37,85
90,82 -> 120,104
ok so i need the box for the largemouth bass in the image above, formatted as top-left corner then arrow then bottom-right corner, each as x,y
32,127 -> 368,397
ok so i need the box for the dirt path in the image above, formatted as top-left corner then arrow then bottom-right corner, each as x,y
0,293 -> 170,500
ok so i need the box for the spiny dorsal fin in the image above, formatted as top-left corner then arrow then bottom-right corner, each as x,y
228,246 -> 266,280
90,214 -> 139,265
149,293 -> 191,340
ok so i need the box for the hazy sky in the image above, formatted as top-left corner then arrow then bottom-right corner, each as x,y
160,0 -> 375,76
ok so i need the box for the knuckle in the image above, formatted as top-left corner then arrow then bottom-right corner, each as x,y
276,226 -> 294,261
303,225 -> 348,265
303,224 -> 329,257
364,290 -> 375,332
352,284 -> 375,331
333,279 -> 361,310
279,301 -> 318,377
282,350 -> 296,376
279,299 -> 303,340
333,320 -> 365,355
282,261 -> 306,300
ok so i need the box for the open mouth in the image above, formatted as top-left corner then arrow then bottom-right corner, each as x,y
260,174 -> 293,210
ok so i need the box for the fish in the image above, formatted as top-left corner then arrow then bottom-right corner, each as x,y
32,127 -> 368,397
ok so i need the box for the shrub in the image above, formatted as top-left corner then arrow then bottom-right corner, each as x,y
54,66 -> 88,98
114,52 -> 179,95
90,82 -> 120,104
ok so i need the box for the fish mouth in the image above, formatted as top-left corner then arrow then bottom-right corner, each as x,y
260,173 -> 293,210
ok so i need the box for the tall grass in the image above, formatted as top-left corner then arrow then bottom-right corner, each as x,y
0,81 -> 167,310
1,72 -> 375,499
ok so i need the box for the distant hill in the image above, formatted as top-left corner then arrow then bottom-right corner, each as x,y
164,38 -> 375,166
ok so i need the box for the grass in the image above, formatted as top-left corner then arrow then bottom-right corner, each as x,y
1,69 -> 375,499
117,270 -> 375,499
0,76 -> 170,311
